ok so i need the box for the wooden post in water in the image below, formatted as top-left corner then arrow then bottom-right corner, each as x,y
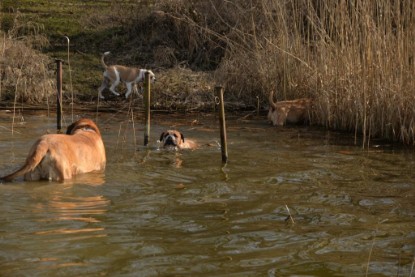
56,59 -> 63,133
215,86 -> 228,163
256,95 -> 260,117
144,71 -> 151,146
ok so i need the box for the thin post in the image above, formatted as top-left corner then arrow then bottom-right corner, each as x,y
56,59 -> 63,133
213,91 -> 216,114
215,86 -> 228,163
144,71 -> 151,146
256,95 -> 260,116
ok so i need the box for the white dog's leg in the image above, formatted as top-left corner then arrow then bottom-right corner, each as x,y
110,81 -> 120,96
98,84 -> 106,99
109,70 -> 121,96
109,82 -> 120,96
98,77 -> 109,99
125,82 -> 133,99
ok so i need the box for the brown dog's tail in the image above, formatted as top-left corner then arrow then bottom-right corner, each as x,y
101,51 -> 111,69
268,90 -> 278,110
0,140 -> 48,182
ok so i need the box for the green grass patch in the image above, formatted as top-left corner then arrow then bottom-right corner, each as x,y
1,0 -> 125,98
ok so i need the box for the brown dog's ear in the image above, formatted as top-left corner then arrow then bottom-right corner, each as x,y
65,119 -> 100,135
66,122 -> 76,135
180,132 -> 185,143
159,132 -> 166,142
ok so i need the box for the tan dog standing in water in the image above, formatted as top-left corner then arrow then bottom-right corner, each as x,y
267,90 -> 312,126
159,130 -> 198,150
1,118 -> 106,182
98,51 -> 156,99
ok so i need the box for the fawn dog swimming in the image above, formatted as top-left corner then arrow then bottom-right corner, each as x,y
159,130 -> 198,150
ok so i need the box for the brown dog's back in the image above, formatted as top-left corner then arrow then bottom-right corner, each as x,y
1,118 -> 106,182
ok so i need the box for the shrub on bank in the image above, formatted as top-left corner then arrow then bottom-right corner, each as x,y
0,12 -> 54,104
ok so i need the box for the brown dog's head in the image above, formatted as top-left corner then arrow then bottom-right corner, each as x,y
159,130 -> 185,148
66,118 -> 101,136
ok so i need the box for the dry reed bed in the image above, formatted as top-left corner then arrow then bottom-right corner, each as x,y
0,37 -> 54,103
201,0 -> 415,145
0,12 -> 54,103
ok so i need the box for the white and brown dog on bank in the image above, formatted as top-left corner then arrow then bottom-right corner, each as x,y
159,130 -> 198,150
268,90 -> 312,126
98,51 -> 156,99
0,118 -> 106,182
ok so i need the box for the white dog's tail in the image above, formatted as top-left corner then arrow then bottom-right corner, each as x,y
101,51 -> 111,69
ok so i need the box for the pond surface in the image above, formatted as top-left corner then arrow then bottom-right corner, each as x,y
0,110 -> 414,276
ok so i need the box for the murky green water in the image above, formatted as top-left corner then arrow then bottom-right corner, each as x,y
0,111 -> 414,276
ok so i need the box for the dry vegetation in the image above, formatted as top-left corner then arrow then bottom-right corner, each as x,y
0,12 -> 54,103
1,0 -> 415,145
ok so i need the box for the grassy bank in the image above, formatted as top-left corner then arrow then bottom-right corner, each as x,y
1,0 -> 415,145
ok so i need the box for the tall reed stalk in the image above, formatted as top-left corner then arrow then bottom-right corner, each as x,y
0,33 -> 5,100
64,36 -> 74,122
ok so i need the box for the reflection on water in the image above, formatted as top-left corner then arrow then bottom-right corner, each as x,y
0,112 -> 414,276
0,181 -> 110,275
35,194 -> 108,224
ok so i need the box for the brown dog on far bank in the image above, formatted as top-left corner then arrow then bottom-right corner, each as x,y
1,118 -> 106,182
267,90 -> 312,126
